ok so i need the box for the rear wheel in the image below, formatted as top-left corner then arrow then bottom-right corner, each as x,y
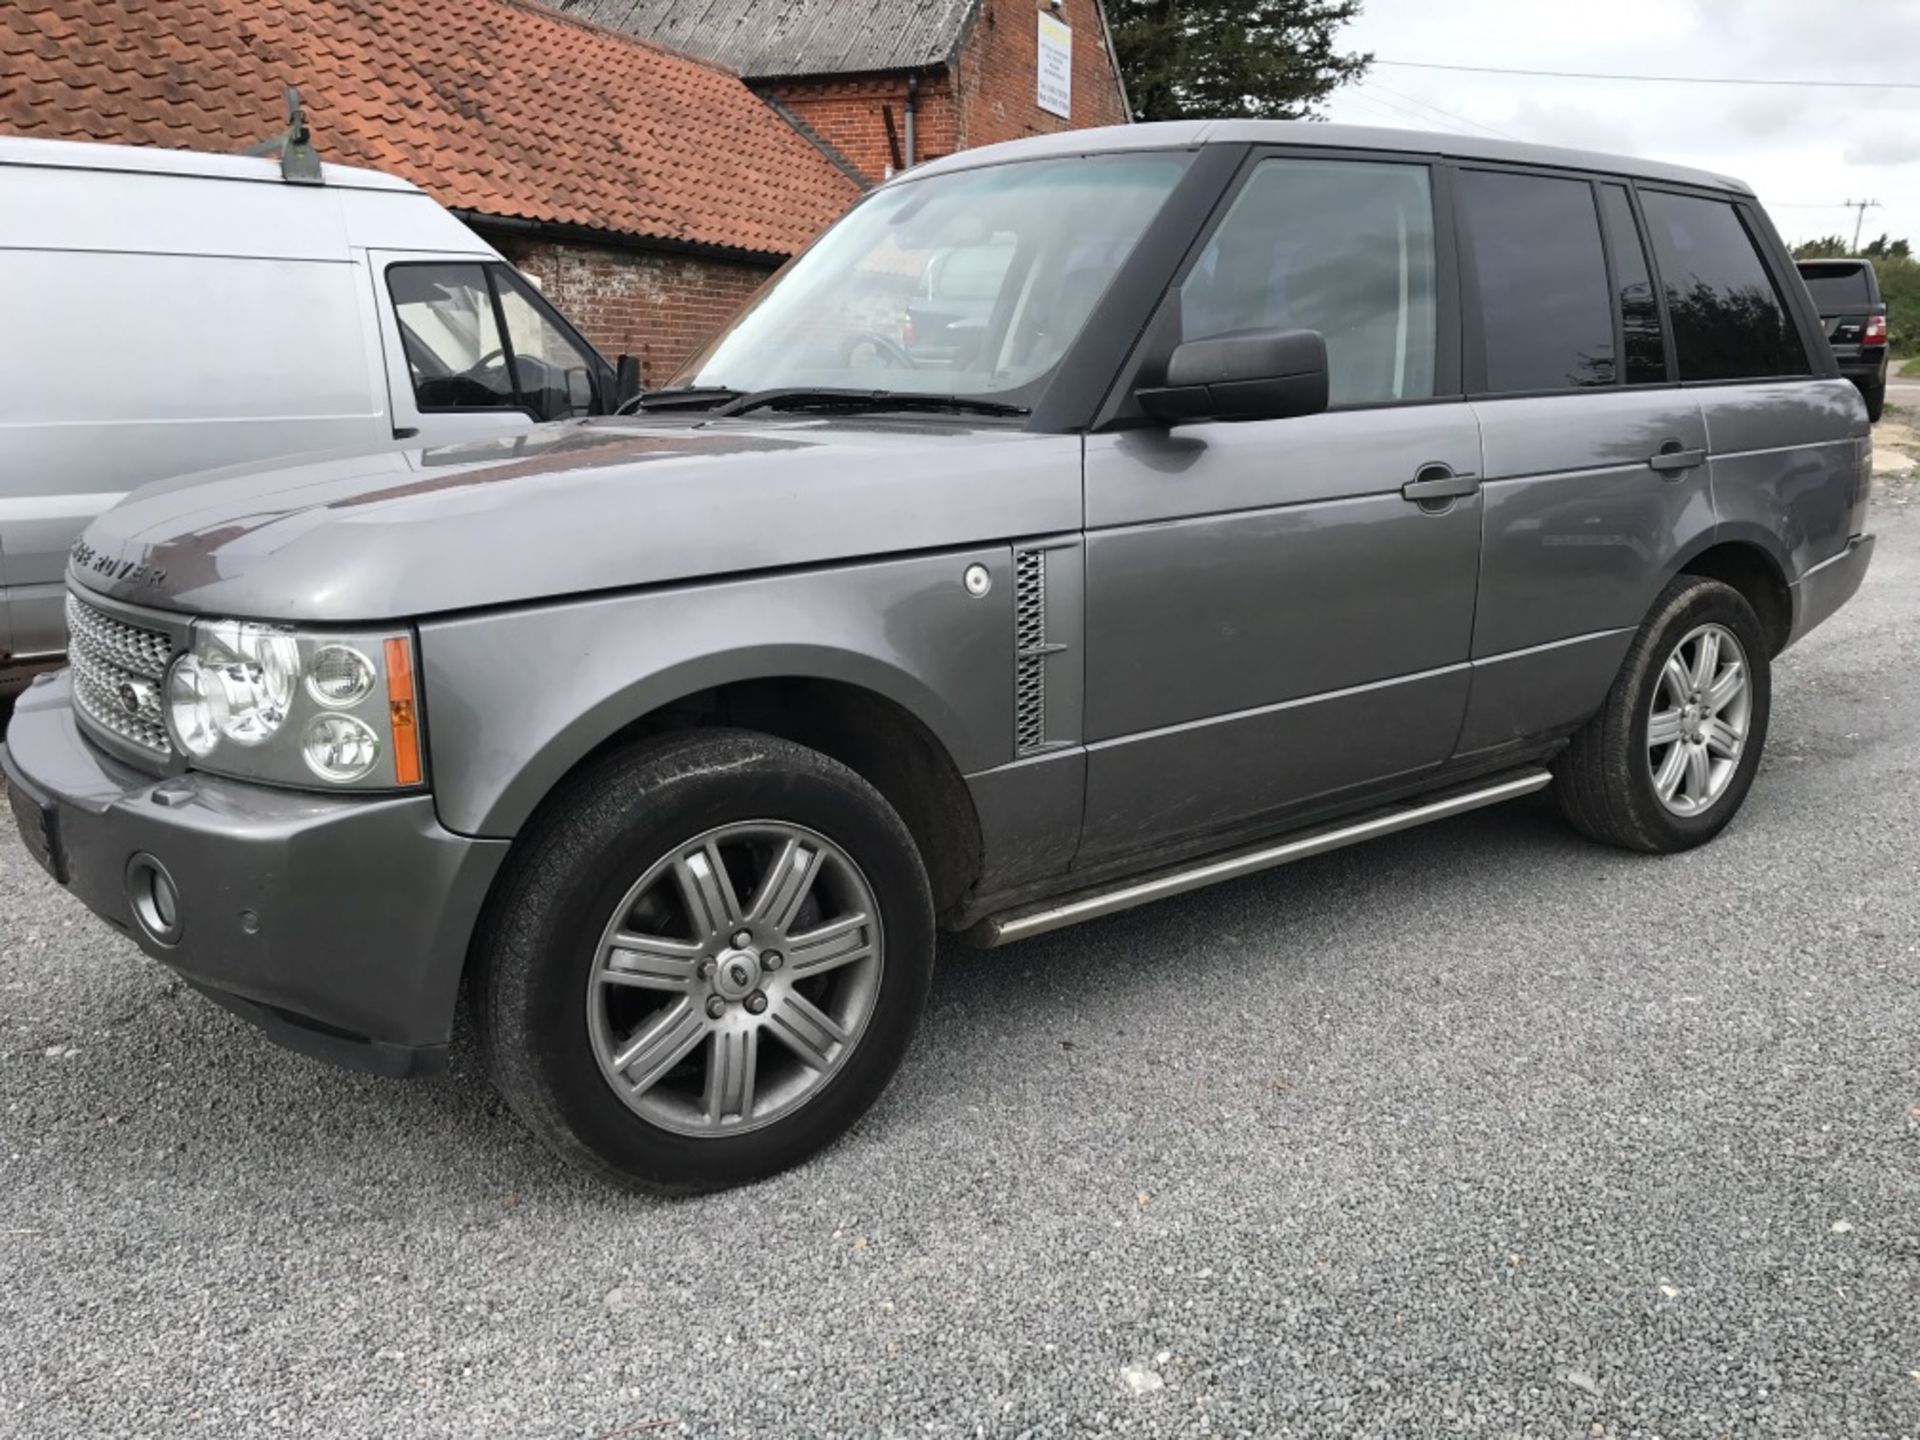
1862,373 -> 1886,423
473,730 -> 935,1192
1554,576 -> 1771,853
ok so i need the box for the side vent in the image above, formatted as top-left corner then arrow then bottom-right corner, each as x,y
1014,548 -> 1048,754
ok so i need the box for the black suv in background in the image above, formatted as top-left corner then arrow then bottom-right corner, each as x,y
1796,258 -> 1889,420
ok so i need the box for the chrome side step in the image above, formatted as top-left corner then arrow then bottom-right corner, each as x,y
977,769 -> 1553,947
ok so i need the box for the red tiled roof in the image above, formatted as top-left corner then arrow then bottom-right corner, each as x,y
0,0 -> 862,257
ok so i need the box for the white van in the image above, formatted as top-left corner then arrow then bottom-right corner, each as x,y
0,135 -> 626,686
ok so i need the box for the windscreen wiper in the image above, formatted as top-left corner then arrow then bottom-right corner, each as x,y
709,388 -> 1031,419
617,386 -> 745,414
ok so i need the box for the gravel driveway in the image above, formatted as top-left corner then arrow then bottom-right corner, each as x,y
4,477 -> 1917,1439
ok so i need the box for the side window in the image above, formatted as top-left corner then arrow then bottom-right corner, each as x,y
494,268 -> 602,422
1179,158 -> 1436,408
1598,184 -> 1668,385
387,264 -> 515,411
1639,191 -> 1810,381
1458,170 -> 1614,393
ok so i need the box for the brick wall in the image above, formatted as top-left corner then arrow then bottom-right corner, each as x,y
763,74 -> 959,181
493,235 -> 777,385
955,0 -> 1130,149
765,0 -> 1129,184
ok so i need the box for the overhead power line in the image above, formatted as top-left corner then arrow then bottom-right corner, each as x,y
1374,59 -> 1920,91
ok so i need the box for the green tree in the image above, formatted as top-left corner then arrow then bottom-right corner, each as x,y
1108,1 -> 1371,122
1863,233 -> 1912,260
1792,235 -> 1850,260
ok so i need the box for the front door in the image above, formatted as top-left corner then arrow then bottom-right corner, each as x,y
1077,153 -> 1484,866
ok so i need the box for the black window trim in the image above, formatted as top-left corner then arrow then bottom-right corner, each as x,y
1629,180 -> 1831,388
384,259 -> 612,424
1092,141 -> 1464,431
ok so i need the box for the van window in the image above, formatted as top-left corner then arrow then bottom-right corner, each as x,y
495,269 -> 602,421
1598,184 -> 1668,385
388,264 -> 517,411
1639,192 -> 1810,381
1458,170 -> 1614,392
1180,158 -> 1436,408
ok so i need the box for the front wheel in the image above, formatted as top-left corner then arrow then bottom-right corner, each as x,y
472,730 -> 935,1193
1554,576 -> 1771,853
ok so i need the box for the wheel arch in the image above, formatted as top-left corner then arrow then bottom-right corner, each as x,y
485,650 -> 986,918
1667,533 -> 1794,657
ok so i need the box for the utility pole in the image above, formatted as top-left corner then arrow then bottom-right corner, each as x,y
1845,198 -> 1881,254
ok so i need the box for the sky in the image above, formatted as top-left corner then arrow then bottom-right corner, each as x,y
1316,0 -> 1920,250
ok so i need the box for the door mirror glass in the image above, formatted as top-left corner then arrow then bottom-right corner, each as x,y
566,366 -> 593,413
1137,328 -> 1330,424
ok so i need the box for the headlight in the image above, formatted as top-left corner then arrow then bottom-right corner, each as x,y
163,621 -> 424,790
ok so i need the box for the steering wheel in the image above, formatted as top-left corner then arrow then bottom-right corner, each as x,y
840,331 -> 918,371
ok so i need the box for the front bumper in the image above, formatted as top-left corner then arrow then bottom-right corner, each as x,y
1788,534 -> 1876,650
2,674 -> 509,1076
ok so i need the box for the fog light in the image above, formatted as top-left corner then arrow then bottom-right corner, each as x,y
126,853 -> 183,945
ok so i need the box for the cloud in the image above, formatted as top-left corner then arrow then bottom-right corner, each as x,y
1844,133 -> 1920,168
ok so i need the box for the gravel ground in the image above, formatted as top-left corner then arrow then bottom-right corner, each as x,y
4,479 -> 1917,1439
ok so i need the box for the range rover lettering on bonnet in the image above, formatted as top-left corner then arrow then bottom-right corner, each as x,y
70,539 -> 166,589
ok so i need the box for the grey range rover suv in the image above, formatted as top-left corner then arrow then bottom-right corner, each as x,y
4,122 -> 1876,1192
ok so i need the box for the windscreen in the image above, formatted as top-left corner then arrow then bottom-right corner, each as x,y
1799,263 -> 1873,310
673,154 -> 1192,402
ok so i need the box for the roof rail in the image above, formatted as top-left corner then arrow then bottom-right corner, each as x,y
240,87 -> 323,185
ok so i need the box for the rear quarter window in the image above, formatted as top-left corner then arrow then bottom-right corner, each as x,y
1640,191 -> 1810,382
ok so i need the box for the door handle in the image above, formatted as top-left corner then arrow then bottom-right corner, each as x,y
1401,465 -> 1480,504
1648,443 -> 1707,475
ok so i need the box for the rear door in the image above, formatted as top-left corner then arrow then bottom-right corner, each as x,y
1456,169 -> 1710,759
372,256 -> 610,443
1078,151 -> 1485,865
1640,191 -> 1861,576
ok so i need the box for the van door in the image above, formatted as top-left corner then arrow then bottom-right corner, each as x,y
1079,154 -> 1483,866
1455,170 -> 1711,760
370,254 -> 609,443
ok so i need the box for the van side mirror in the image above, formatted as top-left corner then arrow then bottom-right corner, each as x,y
614,354 -> 642,407
1136,328 -> 1329,425
566,367 -> 593,415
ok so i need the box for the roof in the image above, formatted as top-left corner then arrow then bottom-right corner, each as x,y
906,120 -> 1754,197
0,0 -> 863,258
554,0 -> 980,80
0,134 -> 419,192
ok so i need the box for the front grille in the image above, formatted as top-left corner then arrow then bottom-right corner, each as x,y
67,592 -> 175,757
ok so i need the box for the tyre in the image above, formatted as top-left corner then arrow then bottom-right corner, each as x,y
1862,374 -> 1886,423
472,729 -> 935,1193
1554,575 -> 1771,853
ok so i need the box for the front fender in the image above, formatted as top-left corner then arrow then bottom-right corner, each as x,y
418,549 -> 1016,837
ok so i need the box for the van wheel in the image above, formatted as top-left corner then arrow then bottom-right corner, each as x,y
1554,576 -> 1771,853
472,730 -> 934,1193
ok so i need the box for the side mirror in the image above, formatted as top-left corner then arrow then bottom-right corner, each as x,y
1136,328 -> 1329,425
614,354 -> 643,407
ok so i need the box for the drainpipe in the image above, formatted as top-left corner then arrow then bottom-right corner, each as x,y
905,72 -> 919,168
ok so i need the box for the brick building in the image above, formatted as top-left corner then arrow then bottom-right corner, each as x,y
1,0 -> 1131,380
563,0 -> 1133,182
